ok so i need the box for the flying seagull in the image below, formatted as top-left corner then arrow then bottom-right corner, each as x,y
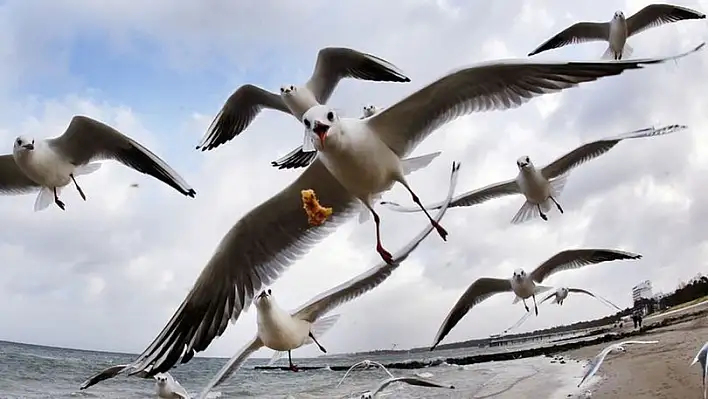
80,367 -> 189,399
0,115 -> 195,211
336,359 -> 395,388
193,163 -> 460,399
381,124 -> 687,223
691,341 -> 708,399
430,249 -> 642,350
358,376 -> 455,398
503,286 -> 623,334
528,4 -> 706,59
270,103 -> 383,171
195,47 -> 410,153
578,340 -> 658,387
299,46 -> 702,262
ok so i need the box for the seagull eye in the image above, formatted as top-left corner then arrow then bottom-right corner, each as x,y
304,119 -> 311,129
327,111 -> 334,121
267,289 -> 272,295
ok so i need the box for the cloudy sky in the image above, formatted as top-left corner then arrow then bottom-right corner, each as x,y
0,0 -> 707,360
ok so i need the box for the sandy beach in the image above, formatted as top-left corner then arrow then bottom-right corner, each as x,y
562,311 -> 708,398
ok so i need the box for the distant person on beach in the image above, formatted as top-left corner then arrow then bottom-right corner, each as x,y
632,308 -> 643,329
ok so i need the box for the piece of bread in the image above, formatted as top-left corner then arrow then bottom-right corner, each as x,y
301,189 -> 333,226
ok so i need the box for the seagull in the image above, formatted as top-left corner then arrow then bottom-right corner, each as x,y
430,248 -> 642,350
0,115 -> 196,211
578,340 -> 658,387
503,286 -> 623,334
690,341 -> 708,399
195,47 -> 410,153
527,4 -> 706,59
271,104 -> 383,171
80,366 -> 189,398
380,124 -> 687,223
190,162 -> 460,399
299,46 -> 702,262
112,45 -> 703,380
357,376 -> 455,398
336,359 -> 395,388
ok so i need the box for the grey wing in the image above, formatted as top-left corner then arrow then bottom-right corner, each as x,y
381,178 -> 519,213
431,277 -> 513,350
627,4 -> 706,37
527,22 -> 610,56
530,248 -> 642,284
371,376 -> 455,395
47,116 -> 196,197
541,124 -> 687,179
539,290 -> 558,305
292,162 -> 461,322
79,364 -> 145,390
0,154 -> 41,194
365,46 -> 703,158
567,288 -> 622,311
305,47 -> 410,104
196,84 -> 290,151
578,349 -> 612,387
197,337 -> 263,398
270,145 -> 318,170
127,159 -> 358,376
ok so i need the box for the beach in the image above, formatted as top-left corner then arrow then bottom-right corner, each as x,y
563,310 -> 708,398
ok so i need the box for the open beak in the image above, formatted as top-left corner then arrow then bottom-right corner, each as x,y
313,121 -> 329,146
23,143 -> 34,150
258,291 -> 268,300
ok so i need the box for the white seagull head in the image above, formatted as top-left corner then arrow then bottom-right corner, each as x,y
613,10 -> 625,20
362,104 -> 378,117
302,105 -> 341,151
254,288 -> 273,309
515,155 -> 532,170
154,373 -> 169,387
512,268 -> 527,282
13,135 -> 35,152
279,84 -> 298,96
359,391 -> 373,399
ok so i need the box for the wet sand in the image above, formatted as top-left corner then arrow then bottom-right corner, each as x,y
562,314 -> 708,398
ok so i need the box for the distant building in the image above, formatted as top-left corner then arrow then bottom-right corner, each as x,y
632,280 -> 653,303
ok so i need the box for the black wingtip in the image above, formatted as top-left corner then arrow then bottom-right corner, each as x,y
402,77 -> 412,82
527,52 -> 534,57
186,189 -> 197,198
449,385 -> 456,389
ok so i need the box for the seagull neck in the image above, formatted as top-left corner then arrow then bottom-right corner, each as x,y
283,90 -> 319,118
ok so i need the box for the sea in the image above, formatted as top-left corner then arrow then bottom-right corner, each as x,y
0,340 -> 590,399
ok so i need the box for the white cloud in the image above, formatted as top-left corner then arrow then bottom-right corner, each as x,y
0,0 -> 706,365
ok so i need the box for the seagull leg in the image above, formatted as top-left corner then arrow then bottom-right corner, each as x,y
549,196 -> 563,214
536,204 -> 547,221
522,298 -> 530,313
397,179 -> 448,240
532,295 -> 539,316
309,332 -> 327,354
363,201 -> 393,264
53,187 -> 66,210
287,351 -> 299,372
70,174 -> 86,201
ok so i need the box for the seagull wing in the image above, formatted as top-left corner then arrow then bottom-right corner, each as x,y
305,47 -> 410,104
197,336 -> 263,398
627,4 -> 706,37
336,360 -> 394,388
529,248 -> 642,284
578,343 -> 622,387
363,46 -> 704,158
79,364 -> 145,390
539,290 -> 558,305
270,145 -> 319,170
541,124 -> 687,179
0,154 -> 41,194
567,287 -> 622,311
292,162 -> 461,323
527,22 -> 610,56
46,115 -> 196,197
196,84 -> 290,151
504,310 -> 533,334
371,376 -> 455,396
431,277 -> 513,350
127,159 -> 358,376
381,178 -> 519,213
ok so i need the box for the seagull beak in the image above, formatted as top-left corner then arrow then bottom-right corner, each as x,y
258,291 -> 268,299
23,143 -> 34,150
313,121 -> 329,146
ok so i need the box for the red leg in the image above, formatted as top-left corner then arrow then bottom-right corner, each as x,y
370,210 -> 393,263
288,350 -> 299,372
401,183 -> 448,240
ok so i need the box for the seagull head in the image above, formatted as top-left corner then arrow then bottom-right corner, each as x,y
255,288 -> 273,308
558,287 -> 569,296
362,104 -> 378,118
516,156 -> 532,170
613,11 -> 625,19
13,136 -> 35,152
512,268 -> 526,282
360,392 -> 373,399
302,105 -> 340,151
154,374 -> 168,386
279,85 -> 297,96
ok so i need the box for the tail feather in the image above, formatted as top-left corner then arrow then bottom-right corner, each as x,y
304,314 -> 341,345
534,285 -> 553,295
623,43 -> 634,59
74,162 -> 102,176
401,151 -> 441,175
601,46 -> 615,60
510,200 -> 538,224
34,187 -> 59,212
267,351 -> 286,366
